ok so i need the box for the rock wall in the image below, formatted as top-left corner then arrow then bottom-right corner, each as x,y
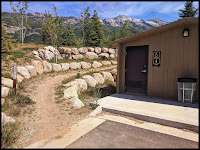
1,60 -> 117,99
32,46 -> 118,61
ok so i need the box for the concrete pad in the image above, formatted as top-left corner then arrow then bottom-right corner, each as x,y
92,93 -> 199,132
98,114 -> 199,142
66,120 -> 198,148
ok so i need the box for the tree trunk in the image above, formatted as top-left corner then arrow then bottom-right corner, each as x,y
22,15 -> 23,44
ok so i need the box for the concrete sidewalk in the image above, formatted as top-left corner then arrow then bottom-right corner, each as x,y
92,93 -> 199,132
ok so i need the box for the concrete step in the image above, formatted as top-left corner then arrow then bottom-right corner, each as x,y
90,93 -> 199,133
101,106 -> 199,133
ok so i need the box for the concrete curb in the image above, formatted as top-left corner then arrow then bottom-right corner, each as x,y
102,107 -> 199,133
89,106 -> 102,117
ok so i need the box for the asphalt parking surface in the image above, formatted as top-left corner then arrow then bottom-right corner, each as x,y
66,120 -> 198,149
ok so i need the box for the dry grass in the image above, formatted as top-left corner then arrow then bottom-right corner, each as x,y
1,43 -> 46,77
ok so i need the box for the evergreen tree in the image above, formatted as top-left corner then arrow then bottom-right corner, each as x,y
91,10 -> 104,47
81,6 -> 94,47
1,17 -> 13,52
42,5 -> 64,47
120,20 -> 134,38
179,1 -> 199,18
62,22 -> 76,46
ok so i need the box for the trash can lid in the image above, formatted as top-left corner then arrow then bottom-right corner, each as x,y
178,78 -> 197,83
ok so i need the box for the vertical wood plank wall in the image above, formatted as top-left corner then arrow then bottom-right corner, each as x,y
118,22 -> 199,100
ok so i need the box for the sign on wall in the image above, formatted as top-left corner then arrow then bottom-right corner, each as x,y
152,51 -> 161,67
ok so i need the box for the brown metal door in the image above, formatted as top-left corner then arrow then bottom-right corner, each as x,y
125,46 -> 148,95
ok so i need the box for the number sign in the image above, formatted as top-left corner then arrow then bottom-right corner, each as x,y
152,51 -> 161,67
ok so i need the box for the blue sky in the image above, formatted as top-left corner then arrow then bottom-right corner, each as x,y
1,1 -> 199,22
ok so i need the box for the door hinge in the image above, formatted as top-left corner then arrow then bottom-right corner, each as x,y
125,86 -> 126,89
126,52 -> 127,55
125,69 -> 127,72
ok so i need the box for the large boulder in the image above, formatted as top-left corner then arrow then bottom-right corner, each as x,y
1,98 -> 5,106
94,47 -> 101,54
64,86 -> 78,99
37,49 -> 45,59
109,54 -> 115,58
110,69 -> 117,82
63,48 -> 72,54
110,69 -> 117,74
65,79 -> 87,93
101,61 -> 111,66
1,86 -> 10,98
11,74 -> 23,83
92,61 -> 102,68
25,65 -> 37,76
102,48 -> 109,53
82,75 -> 97,87
32,50 -> 39,56
60,63 -> 70,71
1,112 -> 16,125
32,60 -> 44,74
72,54 -> 84,60
92,73 -> 105,85
17,66 -> 31,79
87,47 -> 94,52
70,62 -> 81,70
101,72 -> 114,82
44,46 -> 54,51
52,64 -> 62,72
78,47 -> 88,54
110,60 -> 117,65
44,50 -> 54,60
74,79 -> 87,93
99,53 -> 109,59
69,97 -> 84,109
42,61 -> 53,72
71,48 -> 79,55
108,48 -> 115,54
35,55 -> 43,61
1,77 -> 13,88
80,62 -> 91,69
58,47 -> 64,54
85,52 -> 98,59
17,74 -> 24,83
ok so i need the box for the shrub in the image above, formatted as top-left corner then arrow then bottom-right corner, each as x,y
75,73 -> 80,79
1,72 -> 12,79
1,121 -> 21,149
1,22 -> 13,52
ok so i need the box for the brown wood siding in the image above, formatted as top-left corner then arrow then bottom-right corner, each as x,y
118,22 -> 199,100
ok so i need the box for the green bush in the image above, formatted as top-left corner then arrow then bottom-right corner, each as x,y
75,73 -> 80,79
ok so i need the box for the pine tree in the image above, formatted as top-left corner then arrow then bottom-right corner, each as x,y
120,20 -> 134,38
81,6 -> 94,47
42,5 -> 64,47
91,10 -> 104,47
179,1 -> 199,18
1,16 -> 13,52
62,22 -> 76,46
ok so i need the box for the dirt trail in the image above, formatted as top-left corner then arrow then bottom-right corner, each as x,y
16,65 -> 117,148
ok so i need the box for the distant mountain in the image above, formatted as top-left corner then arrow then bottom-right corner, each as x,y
2,12 -> 168,43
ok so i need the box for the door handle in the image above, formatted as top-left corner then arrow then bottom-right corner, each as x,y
141,70 -> 147,73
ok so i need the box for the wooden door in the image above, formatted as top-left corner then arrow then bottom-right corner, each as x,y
125,46 -> 148,95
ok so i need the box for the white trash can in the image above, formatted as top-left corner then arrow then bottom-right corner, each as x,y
178,78 -> 197,103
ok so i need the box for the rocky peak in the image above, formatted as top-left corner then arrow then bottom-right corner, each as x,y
27,12 -> 45,18
146,18 -> 168,27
